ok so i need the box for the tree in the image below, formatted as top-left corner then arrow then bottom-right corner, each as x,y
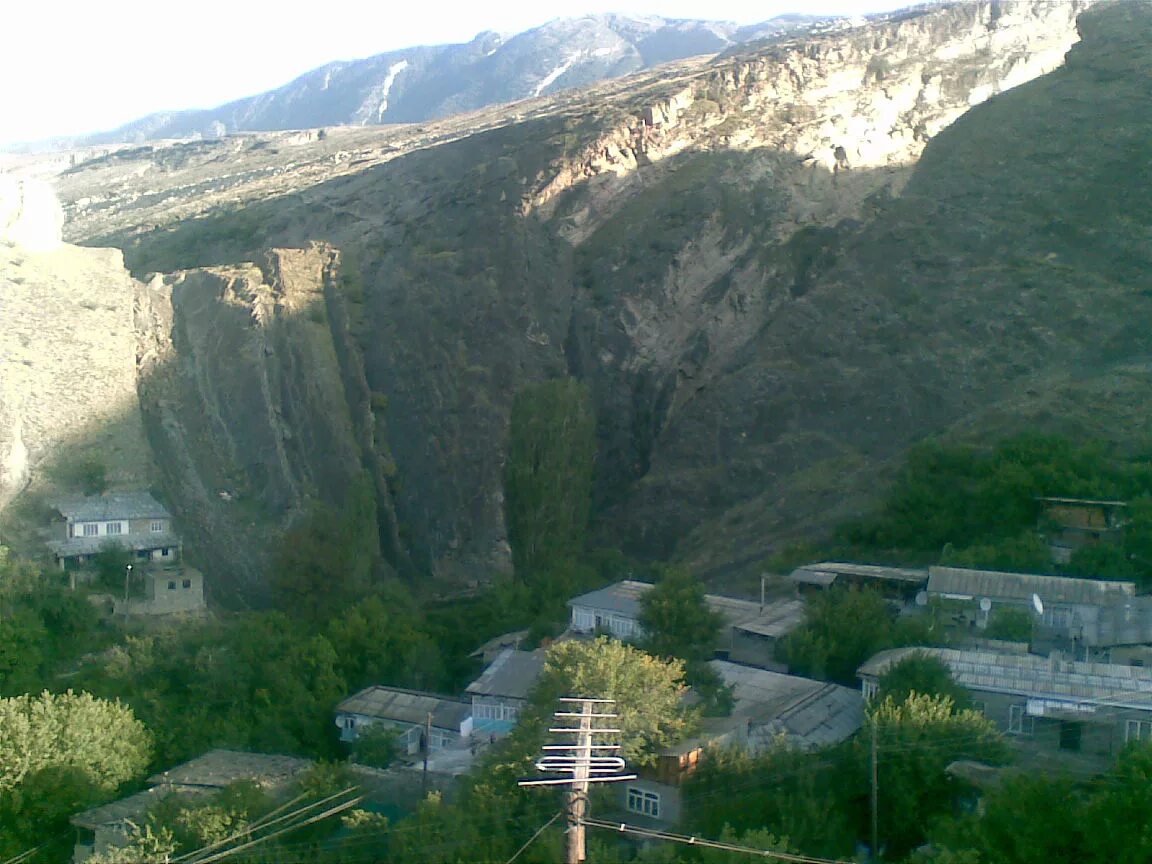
639,566 -> 723,663
504,379 -> 596,588
0,690 -> 152,793
984,607 -> 1034,642
863,693 -> 1007,858
781,586 -> 896,685
876,652 -> 970,710
524,637 -> 695,767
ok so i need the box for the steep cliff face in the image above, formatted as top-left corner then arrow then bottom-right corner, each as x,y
135,245 -> 391,598
0,180 -> 152,515
33,0 -> 1152,591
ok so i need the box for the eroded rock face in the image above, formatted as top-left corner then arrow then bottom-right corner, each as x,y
0,239 -> 151,512
0,177 -> 64,252
25,0 -> 1152,592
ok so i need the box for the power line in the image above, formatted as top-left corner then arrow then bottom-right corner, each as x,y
505,810 -> 563,864
581,817 -> 856,864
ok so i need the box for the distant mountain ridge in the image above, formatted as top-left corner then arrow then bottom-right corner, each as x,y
79,13 -> 830,145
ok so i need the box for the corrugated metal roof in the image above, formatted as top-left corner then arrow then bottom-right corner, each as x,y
790,562 -> 929,586
710,660 -> 863,748
1095,598 -> 1152,647
858,647 -> 1152,707
567,580 -> 653,616
146,749 -> 312,789
732,598 -> 807,638
337,686 -> 470,730
928,566 -> 1136,606
465,648 -> 545,699
53,492 -> 171,522
71,787 -> 184,830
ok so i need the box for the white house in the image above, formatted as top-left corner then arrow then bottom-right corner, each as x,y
335,686 -> 472,755
48,492 -> 182,570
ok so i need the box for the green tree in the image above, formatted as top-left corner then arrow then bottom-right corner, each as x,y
518,637 -> 695,769
640,567 -> 724,663
351,723 -> 397,769
781,586 -> 896,685
984,607 -> 1034,642
0,690 -> 152,793
504,379 -> 596,588
863,693 -> 1007,858
876,652 -> 970,710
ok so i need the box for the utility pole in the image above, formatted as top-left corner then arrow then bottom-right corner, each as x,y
870,719 -> 879,862
123,563 -> 133,624
422,711 -> 432,793
519,697 -> 636,864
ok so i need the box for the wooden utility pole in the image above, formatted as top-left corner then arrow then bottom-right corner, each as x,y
870,719 -> 879,862
422,711 -> 432,792
566,700 -> 593,864
519,697 -> 636,864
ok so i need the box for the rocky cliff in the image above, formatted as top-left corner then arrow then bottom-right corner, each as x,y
15,0 -> 1152,594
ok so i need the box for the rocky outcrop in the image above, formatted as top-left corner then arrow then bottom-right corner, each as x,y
135,245 -> 383,599
24,0 -> 1152,594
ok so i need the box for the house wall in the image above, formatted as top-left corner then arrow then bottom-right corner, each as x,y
570,605 -> 643,640
140,570 -> 204,614
729,630 -> 787,670
614,778 -> 682,825
471,695 -> 524,736
335,712 -> 462,754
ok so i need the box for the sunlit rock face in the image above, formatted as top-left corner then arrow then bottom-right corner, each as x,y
17,0 -> 1152,596
0,177 -> 64,252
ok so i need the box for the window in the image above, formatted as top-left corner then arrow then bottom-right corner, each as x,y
82,523 -> 99,537
1008,704 -> 1032,736
150,521 -> 165,533
182,578 -> 192,589
626,787 -> 660,819
106,522 -> 123,535
167,581 -> 177,590
161,548 -> 170,557
1126,720 -> 1152,743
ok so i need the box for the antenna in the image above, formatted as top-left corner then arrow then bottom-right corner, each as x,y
520,697 -> 636,864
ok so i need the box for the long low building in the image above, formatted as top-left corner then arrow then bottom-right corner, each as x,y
859,647 -> 1152,766
335,686 -> 472,755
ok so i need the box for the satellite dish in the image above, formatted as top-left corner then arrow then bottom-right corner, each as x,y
979,598 -> 992,613
915,591 -> 928,607
1032,593 -> 1045,615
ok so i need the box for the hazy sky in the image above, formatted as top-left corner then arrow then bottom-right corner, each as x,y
2,0 -> 910,145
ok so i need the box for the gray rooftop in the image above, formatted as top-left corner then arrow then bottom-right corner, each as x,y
48,532 -> 180,557
53,491 -> 171,522
466,648 -> 545,700
71,786 -> 206,830
732,598 -> 807,639
858,647 -> 1152,709
146,749 -> 312,789
790,562 -> 929,587
928,566 -> 1136,606
567,580 -> 653,617
710,660 -> 864,749
337,686 -> 471,731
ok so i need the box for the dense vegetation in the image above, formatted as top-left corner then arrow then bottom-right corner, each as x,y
834,434 -> 1152,585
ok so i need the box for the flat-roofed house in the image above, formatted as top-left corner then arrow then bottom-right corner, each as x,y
465,648 -> 545,738
335,686 -> 472,755
48,492 -> 181,570
859,647 -> 1152,767
568,580 -> 652,640
1038,497 -> 1128,564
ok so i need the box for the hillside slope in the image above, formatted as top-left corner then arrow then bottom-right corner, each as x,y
23,0 -> 1152,595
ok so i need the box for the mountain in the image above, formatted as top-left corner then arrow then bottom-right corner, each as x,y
79,13 -> 827,145
9,0 -> 1152,602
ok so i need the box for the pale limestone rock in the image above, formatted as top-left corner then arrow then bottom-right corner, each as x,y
0,176 -> 64,251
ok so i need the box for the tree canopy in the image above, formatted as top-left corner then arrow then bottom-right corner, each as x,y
639,566 -> 723,663
876,652 -> 970,710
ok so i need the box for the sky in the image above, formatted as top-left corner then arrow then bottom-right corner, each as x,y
1,0 -> 912,146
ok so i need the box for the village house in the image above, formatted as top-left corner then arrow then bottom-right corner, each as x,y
47,491 -> 181,570
71,750 -> 311,863
1038,497 -> 1128,564
566,580 -> 805,669
465,647 -> 545,738
789,562 -> 929,603
858,646 -> 1152,768
615,660 -> 863,825
926,565 -> 1137,652
335,685 -> 472,755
